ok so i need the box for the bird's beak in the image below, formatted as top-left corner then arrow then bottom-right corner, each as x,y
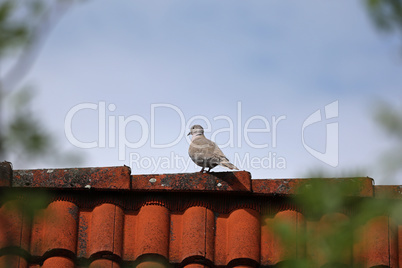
187,132 -> 191,136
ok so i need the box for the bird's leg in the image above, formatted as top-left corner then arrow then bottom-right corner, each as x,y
200,167 -> 205,173
207,167 -> 212,173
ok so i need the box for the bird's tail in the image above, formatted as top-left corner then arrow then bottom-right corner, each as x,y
220,161 -> 239,170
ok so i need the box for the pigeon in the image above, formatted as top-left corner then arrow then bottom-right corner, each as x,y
188,125 -> 239,173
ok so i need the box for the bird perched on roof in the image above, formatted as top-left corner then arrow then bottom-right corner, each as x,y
188,125 -> 239,173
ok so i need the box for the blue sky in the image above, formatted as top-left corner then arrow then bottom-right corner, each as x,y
17,0 -> 402,184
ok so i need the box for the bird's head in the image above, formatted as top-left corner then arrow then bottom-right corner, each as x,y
187,125 -> 204,136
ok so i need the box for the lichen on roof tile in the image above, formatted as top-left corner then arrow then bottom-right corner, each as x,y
0,164 -> 401,267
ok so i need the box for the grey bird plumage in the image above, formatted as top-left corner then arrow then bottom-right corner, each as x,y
188,125 -> 239,173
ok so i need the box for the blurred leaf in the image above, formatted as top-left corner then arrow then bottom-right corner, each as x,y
266,176 -> 401,267
0,1 -> 29,53
29,0 -> 46,16
294,179 -> 361,219
373,101 -> 402,183
3,87 -> 51,158
364,0 -> 402,32
374,101 -> 402,139
276,260 -> 311,268
1,189 -> 50,218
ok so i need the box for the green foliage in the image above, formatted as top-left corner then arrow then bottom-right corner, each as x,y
297,179 -> 361,218
0,0 -> 49,161
373,101 -> 402,184
1,86 -> 83,166
374,101 -> 402,139
1,189 -> 50,219
3,88 -> 52,158
0,0 -> 50,55
0,1 -> 28,53
365,0 -> 402,32
0,188 -> 50,268
0,0 -> 82,165
268,179 -> 401,267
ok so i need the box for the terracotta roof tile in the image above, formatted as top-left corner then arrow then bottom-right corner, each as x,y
0,201 -> 30,251
12,166 -> 131,190
132,171 -> 251,192
0,255 -> 27,268
0,162 -> 401,267
43,201 -> 79,255
0,162 -> 12,187
89,259 -> 120,268
88,203 -> 124,258
42,256 -> 75,268
226,208 -> 260,266
363,215 -> 399,267
252,177 -> 374,196
375,185 -> 402,199
136,204 -> 170,258
261,210 -> 305,265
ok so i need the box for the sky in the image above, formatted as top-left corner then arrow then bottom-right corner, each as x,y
12,0 -> 402,184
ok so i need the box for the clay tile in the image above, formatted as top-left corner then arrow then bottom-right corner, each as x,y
0,161 -> 12,187
363,216 -> 398,267
0,255 -> 27,268
132,171 -> 251,192
0,201 -> 31,251
253,179 -> 303,195
253,177 -> 374,197
261,210 -> 305,266
168,213 -> 181,263
122,212 -> 137,261
311,213 -> 351,267
29,207 -> 45,257
88,203 -> 124,258
181,207 -> 214,262
77,211 -> 91,258
226,209 -> 260,264
42,201 -> 79,255
2,161 -> 402,267
375,185 -> 402,199
135,205 -> 170,258
89,259 -> 120,268
12,166 -> 131,190
136,260 -> 167,268
214,213 -> 228,265
42,256 -> 75,268
183,264 -> 209,268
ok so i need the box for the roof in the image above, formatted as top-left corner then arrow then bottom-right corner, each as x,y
0,162 -> 401,267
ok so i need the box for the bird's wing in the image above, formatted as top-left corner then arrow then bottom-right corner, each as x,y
210,139 -> 239,170
190,137 -> 218,158
211,141 -> 230,162
189,137 -> 221,165
190,136 -> 238,169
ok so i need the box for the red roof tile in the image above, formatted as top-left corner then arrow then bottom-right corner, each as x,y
12,166 -> 131,190
132,171 -> 251,192
0,162 -> 401,268
375,185 -> 402,199
252,177 -> 374,197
